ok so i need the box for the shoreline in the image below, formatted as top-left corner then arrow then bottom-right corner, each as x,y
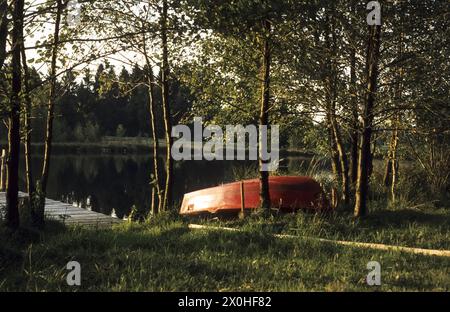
0,139 -> 316,157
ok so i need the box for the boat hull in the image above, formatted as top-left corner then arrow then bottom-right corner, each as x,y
179,176 -> 330,216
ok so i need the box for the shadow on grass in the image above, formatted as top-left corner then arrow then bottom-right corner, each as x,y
2,217 -> 450,291
363,209 -> 450,229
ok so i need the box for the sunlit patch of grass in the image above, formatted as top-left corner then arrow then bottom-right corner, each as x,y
221,206 -> 450,249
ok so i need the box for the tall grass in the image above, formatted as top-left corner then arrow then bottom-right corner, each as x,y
1,212 -> 449,291
229,163 -> 259,181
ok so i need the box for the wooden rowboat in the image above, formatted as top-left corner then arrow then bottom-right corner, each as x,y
179,176 -> 330,216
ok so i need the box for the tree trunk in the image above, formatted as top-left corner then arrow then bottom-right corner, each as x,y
350,80 -> 359,185
330,11 -> 349,206
259,19 -> 271,213
383,149 -> 392,186
390,125 -> 399,202
388,26 -> 404,202
332,119 -> 350,206
142,29 -> 162,215
354,24 -> 382,217
6,0 -> 24,230
324,10 -> 340,198
0,0 -> 9,71
383,123 -> 399,188
324,7 -> 349,206
328,125 -> 340,172
161,0 -> 173,211
349,2 -> 358,186
327,108 -> 350,206
21,33 -> 34,201
39,0 -> 62,225
327,124 -> 340,210
147,65 -> 162,214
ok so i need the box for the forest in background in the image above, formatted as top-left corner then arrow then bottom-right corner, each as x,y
0,63 -> 191,142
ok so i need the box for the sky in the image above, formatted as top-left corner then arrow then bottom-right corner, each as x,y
23,0 -> 154,78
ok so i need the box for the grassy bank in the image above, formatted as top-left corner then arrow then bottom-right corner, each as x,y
1,207 -> 449,291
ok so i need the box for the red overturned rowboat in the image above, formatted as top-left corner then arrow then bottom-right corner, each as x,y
180,176 -> 330,216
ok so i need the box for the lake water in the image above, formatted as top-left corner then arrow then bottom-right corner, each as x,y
19,154 -> 320,218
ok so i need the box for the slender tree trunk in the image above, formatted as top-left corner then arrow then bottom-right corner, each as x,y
367,133 -> 375,180
383,125 -> 399,188
350,91 -> 359,185
348,0 -> 359,186
324,8 -> 349,206
383,146 -> 392,186
354,120 -> 371,217
390,124 -> 399,202
161,0 -> 173,211
21,34 -> 34,200
39,0 -> 62,225
327,123 -> 340,209
387,27 -> 404,202
0,0 -> 9,71
327,105 -> 350,206
142,30 -> 162,215
6,0 -> 24,230
332,118 -> 350,206
354,24 -> 382,217
327,113 -> 341,183
147,66 -> 162,214
349,53 -> 358,184
259,19 -> 271,213
330,11 -> 349,206
328,124 -> 340,176
324,10 -> 340,201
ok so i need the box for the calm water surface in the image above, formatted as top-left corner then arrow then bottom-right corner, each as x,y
19,154 -> 319,218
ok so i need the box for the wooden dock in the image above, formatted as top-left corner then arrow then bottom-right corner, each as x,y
0,191 -> 122,227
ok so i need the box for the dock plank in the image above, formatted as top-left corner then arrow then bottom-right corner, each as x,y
0,192 -> 122,227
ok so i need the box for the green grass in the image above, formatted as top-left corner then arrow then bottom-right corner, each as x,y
222,207 -> 450,250
1,207 -> 449,291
